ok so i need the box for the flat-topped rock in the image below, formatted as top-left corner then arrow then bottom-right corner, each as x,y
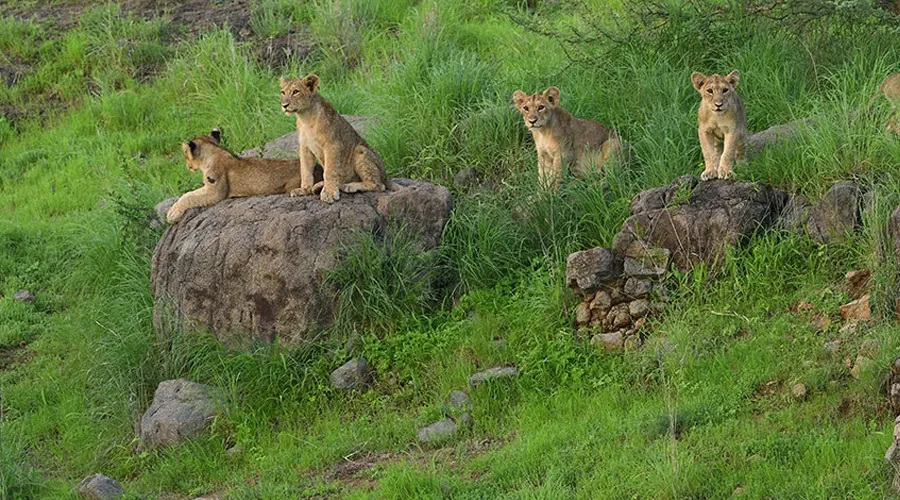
152,178 -> 452,347
469,366 -> 519,386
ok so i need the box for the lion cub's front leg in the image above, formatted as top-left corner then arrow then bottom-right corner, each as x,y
166,183 -> 227,223
717,131 -> 742,180
537,149 -> 561,190
289,146 -> 318,197
319,147 -> 342,204
699,130 -> 722,181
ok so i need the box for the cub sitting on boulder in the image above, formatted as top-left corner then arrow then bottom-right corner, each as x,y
166,129 -> 320,224
512,87 -> 627,190
280,74 -> 392,204
691,70 -> 748,181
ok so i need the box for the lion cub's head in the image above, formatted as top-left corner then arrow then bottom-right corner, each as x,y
691,70 -> 741,114
280,74 -> 320,114
512,87 -> 560,130
182,128 -> 224,171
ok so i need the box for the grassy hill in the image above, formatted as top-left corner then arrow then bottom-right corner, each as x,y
1,0 -> 900,498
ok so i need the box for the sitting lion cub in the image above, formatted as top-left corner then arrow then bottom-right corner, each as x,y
878,73 -> 900,134
512,87 -> 626,190
166,129 -> 320,224
691,70 -> 748,181
280,74 -> 391,203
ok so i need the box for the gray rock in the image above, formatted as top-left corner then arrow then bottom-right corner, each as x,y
806,181 -> 861,243
448,390 -> 470,410
628,299 -> 651,319
566,247 -> 623,295
614,180 -> 788,270
417,418 -> 457,444
238,115 -> 374,159
76,474 -> 125,500
12,289 -> 34,302
151,178 -> 452,348
591,331 -> 624,351
629,175 -> 697,215
745,119 -> 811,159
469,366 -> 519,386
139,379 -> 221,449
331,357 -> 374,390
887,415 -> 900,491
154,197 -> 178,227
453,168 -> 479,191
624,257 -> 667,279
623,278 -> 653,299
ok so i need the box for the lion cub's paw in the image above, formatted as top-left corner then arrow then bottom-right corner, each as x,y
166,207 -> 183,224
700,170 -> 719,181
290,187 -> 314,197
320,187 -> 340,204
717,169 -> 733,180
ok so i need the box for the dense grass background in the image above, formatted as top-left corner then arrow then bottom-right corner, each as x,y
1,0 -> 899,498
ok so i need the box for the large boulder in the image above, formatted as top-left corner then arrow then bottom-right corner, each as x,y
613,179 -> 788,270
239,115 -> 375,159
782,181 -> 862,243
139,379 -> 221,449
151,178 -> 452,347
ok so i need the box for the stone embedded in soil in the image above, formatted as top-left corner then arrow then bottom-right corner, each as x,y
448,390 -> 470,411
628,299 -> 651,319
76,474 -> 125,500
331,357 -> 375,390
621,241 -> 671,279
850,355 -> 873,380
845,269 -> 872,301
605,304 -> 631,331
138,379 -> 221,449
13,289 -> 34,302
839,295 -> 871,322
791,383 -> 808,400
590,290 -> 612,315
566,247 -> 623,295
591,331 -> 624,351
623,278 -> 653,299
575,301 -> 591,324
469,366 -> 519,386
417,418 -> 457,444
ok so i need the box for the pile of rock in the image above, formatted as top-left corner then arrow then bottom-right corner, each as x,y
566,244 -> 668,350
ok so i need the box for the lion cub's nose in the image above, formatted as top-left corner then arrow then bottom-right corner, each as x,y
281,103 -> 289,109
529,119 -> 537,125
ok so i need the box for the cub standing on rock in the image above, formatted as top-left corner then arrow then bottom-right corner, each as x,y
691,70 -> 748,181
166,129 -> 318,224
512,86 -> 627,190
280,74 -> 392,204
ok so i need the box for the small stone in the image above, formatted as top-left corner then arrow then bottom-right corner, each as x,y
839,294 -> 870,322
575,301 -> 591,325
628,299 -> 651,319
622,241 -> 671,278
331,358 -> 375,390
791,383 -> 808,400
138,379 -> 221,449
448,390 -> 470,411
417,418 -> 457,444
607,285 -> 627,305
623,278 -> 653,299
845,269 -> 872,300
633,317 -> 647,331
457,412 -> 474,428
566,247 -> 623,295
13,289 -> 34,302
591,331 -> 624,351
824,339 -> 842,353
605,304 -> 631,331
850,355 -> 873,380
589,291 -> 612,315
469,366 -> 519,386
76,474 -> 125,500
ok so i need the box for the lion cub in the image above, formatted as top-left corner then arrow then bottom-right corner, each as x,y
691,70 -> 748,181
166,129 -> 319,224
878,72 -> 900,134
280,74 -> 391,204
512,87 -> 626,190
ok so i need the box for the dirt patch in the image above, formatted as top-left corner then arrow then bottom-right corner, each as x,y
0,341 -> 33,371
253,29 -> 314,69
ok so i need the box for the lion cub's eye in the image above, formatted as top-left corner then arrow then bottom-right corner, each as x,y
722,88 -> 729,93
706,89 -> 713,94
523,106 -> 529,111
538,105 -> 545,111
291,89 -> 300,96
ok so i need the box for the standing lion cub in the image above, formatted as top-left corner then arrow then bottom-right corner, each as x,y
512,87 -> 626,190
166,129 -> 320,224
691,70 -> 748,181
280,74 -> 391,204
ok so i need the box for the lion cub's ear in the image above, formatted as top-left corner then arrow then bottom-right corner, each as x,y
182,141 -> 197,160
210,128 -> 222,145
725,70 -> 740,88
543,87 -> 560,107
279,76 -> 288,87
512,90 -> 527,107
691,72 -> 707,92
302,74 -> 320,94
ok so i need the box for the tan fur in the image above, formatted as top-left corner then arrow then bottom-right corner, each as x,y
691,70 -> 748,181
166,129 -> 317,224
878,73 -> 900,134
280,74 -> 391,204
512,87 -> 626,190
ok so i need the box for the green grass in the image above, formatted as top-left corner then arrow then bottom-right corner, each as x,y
1,0 -> 900,498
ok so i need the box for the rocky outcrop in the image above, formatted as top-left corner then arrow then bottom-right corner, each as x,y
151,178 -> 452,347
781,181 -> 862,243
238,115 -> 375,159
138,379 -> 221,449
613,178 -> 788,270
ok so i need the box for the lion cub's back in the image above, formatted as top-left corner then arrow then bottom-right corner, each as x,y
571,115 -> 614,151
229,158 -> 302,197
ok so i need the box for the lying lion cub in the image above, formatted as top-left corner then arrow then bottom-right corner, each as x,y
691,70 -> 748,181
166,129 -> 320,224
280,74 -> 391,204
512,87 -> 626,190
